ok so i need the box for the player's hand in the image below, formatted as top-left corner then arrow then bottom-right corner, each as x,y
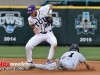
33,28 -> 39,34
86,65 -> 95,71
86,65 -> 91,70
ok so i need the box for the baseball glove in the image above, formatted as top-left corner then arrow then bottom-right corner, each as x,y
45,16 -> 53,24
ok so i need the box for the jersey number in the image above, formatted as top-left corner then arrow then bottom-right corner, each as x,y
69,53 -> 74,57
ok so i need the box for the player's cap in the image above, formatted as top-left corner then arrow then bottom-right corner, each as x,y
27,4 -> 36,14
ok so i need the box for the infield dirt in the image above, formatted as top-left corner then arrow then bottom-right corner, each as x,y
0,58 -> 100,75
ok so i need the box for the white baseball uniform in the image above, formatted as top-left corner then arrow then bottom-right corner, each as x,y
34,62 -> 57,70
59,51 -> 86,70
25,4 -> 57,62
33,51 -> 86,70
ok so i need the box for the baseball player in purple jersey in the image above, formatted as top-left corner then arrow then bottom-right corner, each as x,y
25,4 -> 57,66
33,44 -> 94,71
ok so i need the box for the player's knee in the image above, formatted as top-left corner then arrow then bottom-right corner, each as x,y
54,43 -> 57,48
25,45 -> 33,51
51,42 -> 57,48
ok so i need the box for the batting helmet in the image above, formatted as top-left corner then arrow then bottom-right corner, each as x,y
27,4 -> 36,14
70,44 -> 79,52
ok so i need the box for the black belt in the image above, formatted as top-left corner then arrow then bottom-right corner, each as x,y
40,30 -> 52,34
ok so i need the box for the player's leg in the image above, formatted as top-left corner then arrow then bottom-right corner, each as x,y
46,32 -> 57,63
34,62 -> 57,70
34,64 -> 46,70
25,34 -> 44,63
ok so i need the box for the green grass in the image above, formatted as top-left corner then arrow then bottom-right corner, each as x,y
0,46 -> 100,60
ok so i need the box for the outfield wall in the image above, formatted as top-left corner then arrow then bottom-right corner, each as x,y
0,6 -> 100,45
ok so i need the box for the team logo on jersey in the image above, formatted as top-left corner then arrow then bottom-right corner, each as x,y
52,12 -> 62,27
0,11 -> 24,33
75,12 -> 97,35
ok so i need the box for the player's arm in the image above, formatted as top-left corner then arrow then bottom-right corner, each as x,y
48,4 -> 53,17
79,54 -> 94,70
45,4 -> 53,24
40,4 -> 53,16
30,24 -> 39,34
83,61 -> 94,70
28,17 -> 39,34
